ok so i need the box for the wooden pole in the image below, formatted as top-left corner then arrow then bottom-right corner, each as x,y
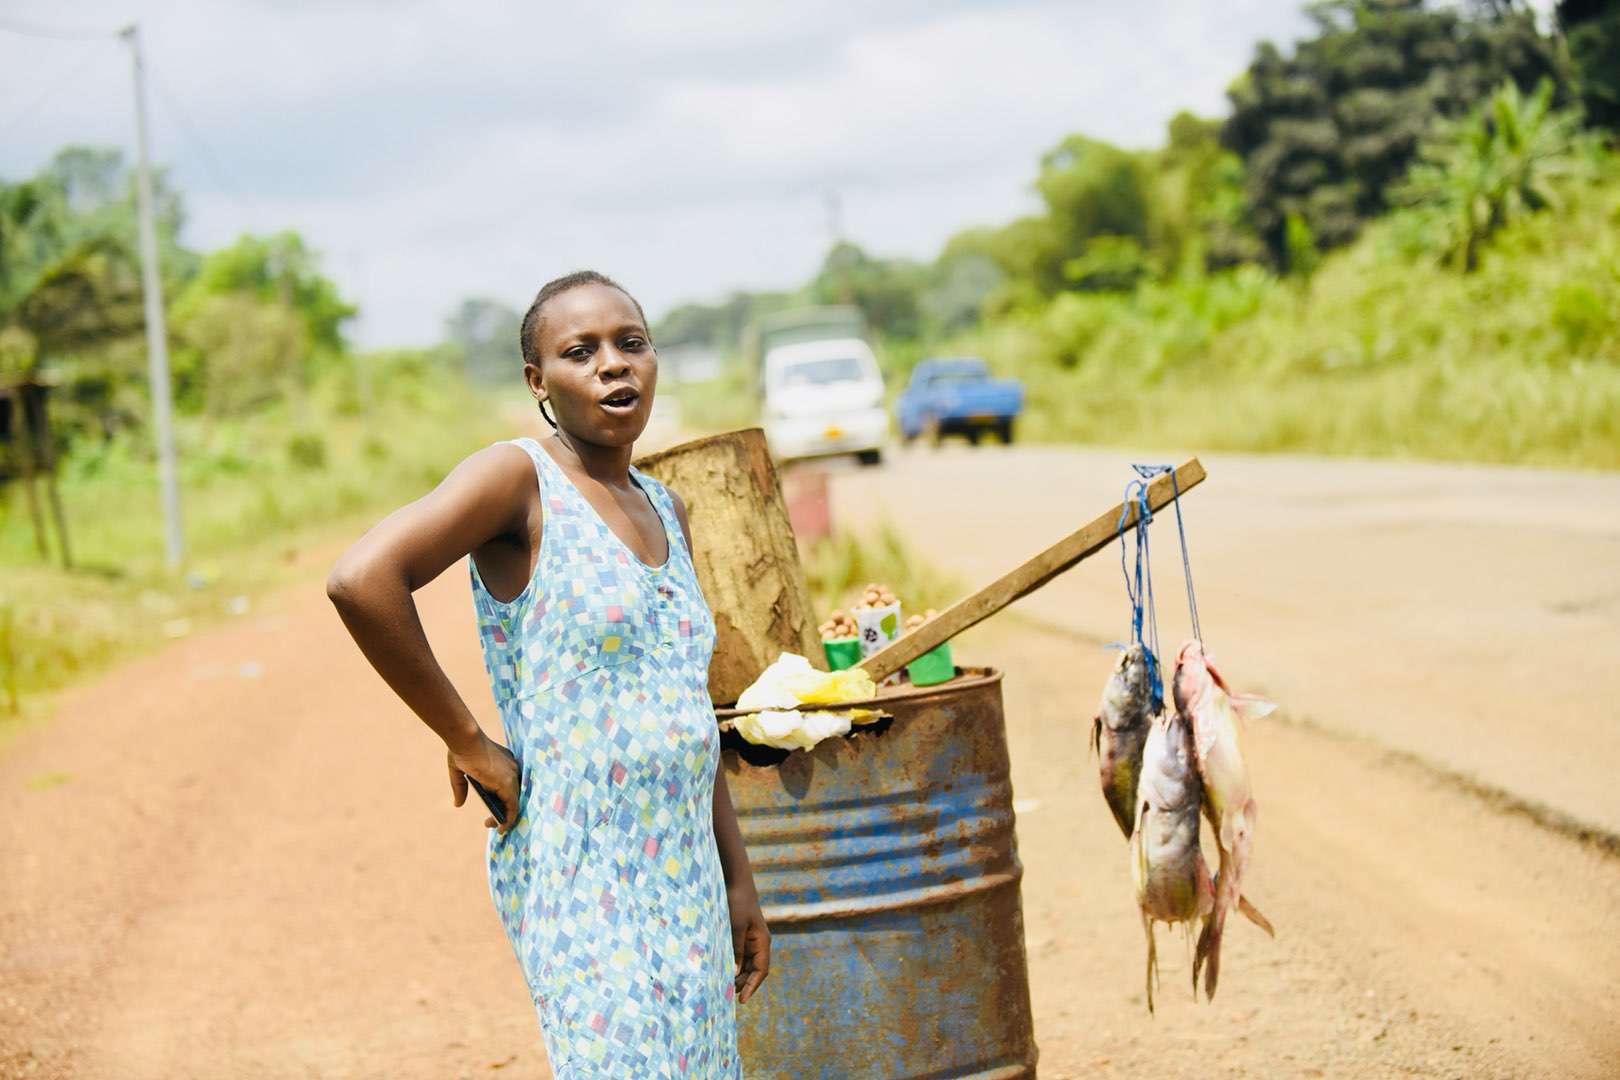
8,389 -> 50,561
857,458 -> 1207,683
24,385 -> 71,569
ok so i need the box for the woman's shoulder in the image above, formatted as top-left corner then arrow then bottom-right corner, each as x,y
468,437 -> 540,480
442,439 -> 542,515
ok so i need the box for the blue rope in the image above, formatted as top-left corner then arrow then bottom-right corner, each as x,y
1127,464 -> 1203,646
1116,474 -> 1164,711
1116,462 -> 1205,712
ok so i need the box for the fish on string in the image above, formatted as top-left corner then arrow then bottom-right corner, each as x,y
1097,463 -> 1279,1011
1094,643 -> 1155,839
1091,471 -> 1167,840
1130,705 -> 1213,1014
1174,639 -> 1276,1000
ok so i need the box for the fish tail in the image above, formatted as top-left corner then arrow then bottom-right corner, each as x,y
1195,902 -> 1227,1002
1196,864 -> 1238,1001
1238,894 -> 1276,938
1142,909 -> 1158,1016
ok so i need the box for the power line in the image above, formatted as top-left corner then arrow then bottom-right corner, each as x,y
0,40 -> 108,145
1,17 -> 252,213
0,16 -> 120,42
145,61 -> 249,205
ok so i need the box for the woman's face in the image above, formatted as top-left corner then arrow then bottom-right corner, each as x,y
524,283 -> 657,448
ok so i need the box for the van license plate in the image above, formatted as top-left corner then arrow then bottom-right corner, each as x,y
823,425 -> 844,439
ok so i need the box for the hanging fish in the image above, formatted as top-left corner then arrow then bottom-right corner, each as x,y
1130,706 -> 1213,1013
1172,639 -> 1277,1001
1092,643 -> 1156,839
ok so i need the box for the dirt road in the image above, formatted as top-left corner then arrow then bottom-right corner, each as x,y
828,444 -> 1620,840
3,444 -> 1618,1078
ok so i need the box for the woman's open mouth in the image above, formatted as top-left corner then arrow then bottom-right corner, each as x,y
599,388 -> 640,415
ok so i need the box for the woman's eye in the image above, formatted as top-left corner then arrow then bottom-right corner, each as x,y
622,337 -> 645,350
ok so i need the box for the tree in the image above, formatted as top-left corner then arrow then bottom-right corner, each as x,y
1398,78 -> 1586,270
1038,137 -> 1154,256
1559,0 -> 1620,135
936,134 -> 1160,305
1224,0 -> 1568,265
654,289 -> 802,355
809,242 -> 926,339
445,297 -> 522,385
168,232 -> 354,419
175,232 -> 352,357
0,157 -> 149,379
1156,111 -> 1264,270
179,294 -> 307,415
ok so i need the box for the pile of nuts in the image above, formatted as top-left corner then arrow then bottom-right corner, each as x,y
818,609 -> 859,641
904,609 -> 940,632
853,583 -> 898,612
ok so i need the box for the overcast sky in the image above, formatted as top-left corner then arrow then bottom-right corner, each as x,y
0,1 -> 1326,348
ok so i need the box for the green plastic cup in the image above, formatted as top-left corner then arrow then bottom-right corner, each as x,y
822,637 -> 861,672
906,640 -> 955,687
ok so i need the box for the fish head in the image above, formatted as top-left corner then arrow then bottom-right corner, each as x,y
1172,639 -> 1205,716
1118,642 -> 1153,698
1172,639 -> 1224,714
1172,639 -> 1274,723
1101,643 -> 1155,727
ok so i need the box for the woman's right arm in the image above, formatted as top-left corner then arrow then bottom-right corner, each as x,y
325,443 -> 537,833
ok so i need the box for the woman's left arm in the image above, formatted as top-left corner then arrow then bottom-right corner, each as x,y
669,489 -> 771,1004
713,760 -> 770,1003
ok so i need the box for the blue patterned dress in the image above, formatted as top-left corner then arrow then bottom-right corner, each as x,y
468,436 -> 738,1077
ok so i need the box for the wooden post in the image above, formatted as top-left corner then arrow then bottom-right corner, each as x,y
23,384 -> 71,569
3,387 -> 51,561
637,429 -> 824,705
858,458 -> 1207,683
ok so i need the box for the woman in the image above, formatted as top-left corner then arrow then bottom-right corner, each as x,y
326,270 -> 768,1077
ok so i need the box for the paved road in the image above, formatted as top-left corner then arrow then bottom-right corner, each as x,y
821,444 -> 1620,838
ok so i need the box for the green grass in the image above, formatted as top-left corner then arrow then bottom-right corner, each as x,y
669,365 -> 759,434
955,163 -> 1620,469
0,355 -> 508,732
802,524 -> 963,620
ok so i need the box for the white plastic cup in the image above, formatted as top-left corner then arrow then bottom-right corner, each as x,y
855,601 -> 903,660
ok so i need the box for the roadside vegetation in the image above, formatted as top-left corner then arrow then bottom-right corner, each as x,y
802,524 -> 963,618
652,0 -> 1620,469
0,152 -> 503,725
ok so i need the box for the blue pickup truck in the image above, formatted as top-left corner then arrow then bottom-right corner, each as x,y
895,357 -> 1024,445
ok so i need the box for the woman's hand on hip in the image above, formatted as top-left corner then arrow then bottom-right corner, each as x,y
728,881 -> 771,1005
446,730 -> 521,833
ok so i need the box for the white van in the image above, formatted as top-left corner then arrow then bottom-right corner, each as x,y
761,338 -> 887,465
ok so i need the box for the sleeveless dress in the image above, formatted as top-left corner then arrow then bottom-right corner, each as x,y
468,436 -> 738,1078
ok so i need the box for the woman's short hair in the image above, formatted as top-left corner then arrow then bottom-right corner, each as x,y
518,270 -> 648,369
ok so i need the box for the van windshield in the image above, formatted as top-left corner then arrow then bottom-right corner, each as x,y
778,357 -> 866,386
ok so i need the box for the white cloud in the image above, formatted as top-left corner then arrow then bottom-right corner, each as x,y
1,0 -> 1310,348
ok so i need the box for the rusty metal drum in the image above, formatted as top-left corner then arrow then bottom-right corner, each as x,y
718,668 -> 1037,1078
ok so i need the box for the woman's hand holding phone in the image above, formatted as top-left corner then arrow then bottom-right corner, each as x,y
447,730 -> 521,832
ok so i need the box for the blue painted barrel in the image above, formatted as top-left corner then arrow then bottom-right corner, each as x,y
717,668 -> 1037,1078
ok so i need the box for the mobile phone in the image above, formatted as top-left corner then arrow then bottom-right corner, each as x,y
463,744 -> 518,829
466,774 -> 509,826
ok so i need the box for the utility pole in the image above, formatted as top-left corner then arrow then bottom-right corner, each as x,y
824,189 -> 844,247
121,23 -> 184,571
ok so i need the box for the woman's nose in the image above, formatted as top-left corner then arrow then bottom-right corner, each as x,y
599,348 -> 631,377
